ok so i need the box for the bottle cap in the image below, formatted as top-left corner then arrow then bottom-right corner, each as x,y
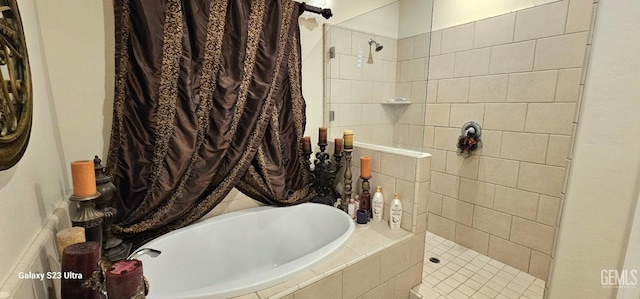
376,186 -> 382,192
394,192 -> 399,199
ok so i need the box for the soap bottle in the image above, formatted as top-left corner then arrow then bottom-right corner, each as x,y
389,193 -> 402,230
348,198 -> 355,220
372,186 -> 384,222
354,195 -> 360,212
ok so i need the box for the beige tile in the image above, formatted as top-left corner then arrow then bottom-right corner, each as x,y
414,33 -> 431,58
427,213 -> 456,240
258,270 -> 315,298
383,61 -> 397,83
411,81 -> 428,103
398,104 -> 425,125
514,1 -> 568,41
425,104 -> 450,127
428,149 -> 446,172
507,71 -> 558,103
397,37 -> 414,61
430,171 -> 460,198
437,78 -> 469,103
433,127 -> 460,151
362,104 -> 390,126
428,54 -> 455,80
430,30 -> 442,56
477,130 -> 502,158
525,103 -> 576,135
417,156 -> 431,183
363,59 -> 384,82
478,156 -> 520,188
358,277 -> 396,299
459,178 -> 495,208
473,206 -> 512,239
340,55 -> 363,80
395,179 -> 416,216
396,82 -> 412,99
488,236 -> 532,272
517,162 -> 565,197
346,227 -> 392,255
311,246 -> 358,275
510,217 -> 556,254
500,132 -> 549,164
343,254 -> 381,299
445,151 -> 480,180
427,191 -> 443,215
454,48 -> 491,77
423,126 -> 435,148
555,68 -> 582,102
331,27 -> 352,55
566,0 -> 594,33
381,239 -> 413,282
231,293 -> 260,299
351,31 -> 371,56
399,58 -> 426,82
350,80 -> 373,103
411,232 -> 426,265
474,13 -> 516,48
529,251 -> 552,280
380,153 -> 417,182
294,272 -> 343,299
415,212 -> 428,234
489,41 -> 535,74
534,32 -> 588,70
331,79 -> 352,103
494,186 -> 540,221
373,36 -> 396,61
468,74 -> 509,103
441,23 -> 475,54
442,196 -> 474,226
448,104 -> 485,129
546,135 -> 571,167
427,80 -> 438,103
483,103 -> 527,132
537,195 -> 560,226
373,82 -> 396,101
455,224 -> 490,255
394,262 -> 423,299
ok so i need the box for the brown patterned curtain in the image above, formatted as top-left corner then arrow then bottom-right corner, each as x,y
106,0 -> 314,244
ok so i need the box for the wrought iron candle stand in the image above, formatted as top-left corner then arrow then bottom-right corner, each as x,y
341,149 -> 353,212
69,192 -> 104,245
360,176 -> 371,219
303,142 -> 343,207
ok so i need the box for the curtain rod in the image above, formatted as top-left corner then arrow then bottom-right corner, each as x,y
297,2 -> 333,19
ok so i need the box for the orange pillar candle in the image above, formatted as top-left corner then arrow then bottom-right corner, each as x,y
56,227 -> 86,258
361,156 -> 371,178
302,136 -> 311,153
71,160 -> 97,197
319,127 -> 328,145
334,138 -> 343,155
343,130 -> 353,149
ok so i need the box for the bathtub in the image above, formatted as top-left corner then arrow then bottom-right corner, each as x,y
136,203 -> 355,299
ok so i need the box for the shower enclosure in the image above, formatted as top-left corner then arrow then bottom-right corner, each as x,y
323,1 -> 434,152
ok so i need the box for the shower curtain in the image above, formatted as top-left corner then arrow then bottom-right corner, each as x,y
106,0 -> 314,244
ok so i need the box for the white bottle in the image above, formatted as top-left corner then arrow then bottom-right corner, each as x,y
348,198 -> 355,220
389,193 -> 402,230
372,186 -> 384,222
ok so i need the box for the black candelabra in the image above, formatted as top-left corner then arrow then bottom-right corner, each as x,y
303,141 -> 343,207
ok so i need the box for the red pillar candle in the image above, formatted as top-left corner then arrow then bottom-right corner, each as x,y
334,138 -> 343,155
61,242 -> 101,299
319,127 -> 328,145
302,136 -> 311,153
106,259 -> 145,299
361,156 -> 371,177
343,130 -> 353,149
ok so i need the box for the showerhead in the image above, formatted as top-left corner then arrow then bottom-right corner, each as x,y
368,39 -> 383,52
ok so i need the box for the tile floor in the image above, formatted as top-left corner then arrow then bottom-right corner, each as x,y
412,232 -> 546,299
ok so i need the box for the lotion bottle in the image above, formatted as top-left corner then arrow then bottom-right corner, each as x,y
372,186 -> 384,222
389,193 -> 402,230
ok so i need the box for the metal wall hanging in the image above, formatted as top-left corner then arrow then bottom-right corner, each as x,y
0,0 -> 32,171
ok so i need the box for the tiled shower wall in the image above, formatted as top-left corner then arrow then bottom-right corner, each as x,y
424,0 -> 593,281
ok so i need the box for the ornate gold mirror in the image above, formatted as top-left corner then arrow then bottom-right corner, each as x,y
0,0 -> 32,171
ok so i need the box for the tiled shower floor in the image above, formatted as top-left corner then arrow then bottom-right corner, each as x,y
412,232 -> 546,299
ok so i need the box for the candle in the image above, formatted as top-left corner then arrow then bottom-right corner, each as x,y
319,127 -> 328,145
56,227 -> 86,259
302,136 -> 311,153
61,242 -> 101,299
356,209 -> 368,225
71,160 -> 97,197
343,130 -> 353,149
334,138 -> 343,155
107,259 -> 145,299
361,156 -> 371,178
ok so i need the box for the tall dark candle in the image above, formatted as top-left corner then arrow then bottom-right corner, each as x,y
334,138 -> 343,155
319,127 -> 328,145
61,242 -> 101,299
107,259 -> 145,299
302,136 -> 311,153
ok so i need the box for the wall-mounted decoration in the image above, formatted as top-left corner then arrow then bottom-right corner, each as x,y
0,0 -> 32,171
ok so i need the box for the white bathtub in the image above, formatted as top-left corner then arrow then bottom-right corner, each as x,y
136,203 -> 355,299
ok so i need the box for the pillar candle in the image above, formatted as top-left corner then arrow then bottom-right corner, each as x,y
71,160 -> 97,197
302,136 -> 311,153
56,227 -> 86,258
360,156 -> 371,177
106,259 -> 145,299
343,130 -> 353,149
334,138 -> 343,155
61,242 -> 101,299
319,127 -> 328,145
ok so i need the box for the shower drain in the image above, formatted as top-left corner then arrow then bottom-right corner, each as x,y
429,257 -> 440,264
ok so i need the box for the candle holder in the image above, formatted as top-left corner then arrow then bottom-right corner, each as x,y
342,149 -> 353,212
360,176 -> 371,220
69,192 -> 104,246
303,142 -> 343,207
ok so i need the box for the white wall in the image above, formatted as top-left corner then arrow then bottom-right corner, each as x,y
549,0 -> 640,298
398,0 -> 433,39
0,0 -> 67,286
432,0 -> 556,30
618,192 -> 640,299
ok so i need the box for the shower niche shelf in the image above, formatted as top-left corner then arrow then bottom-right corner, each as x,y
380,100 -> 412,105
